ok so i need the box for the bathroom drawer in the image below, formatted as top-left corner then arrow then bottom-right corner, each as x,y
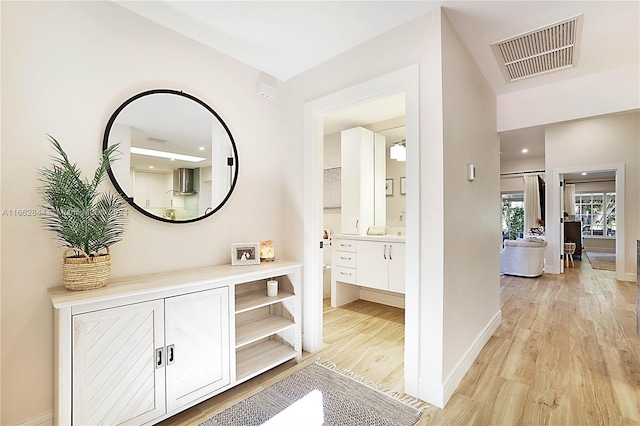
334,252 -> 357,268
333,266 -> 357,284
334,239 -> 356,253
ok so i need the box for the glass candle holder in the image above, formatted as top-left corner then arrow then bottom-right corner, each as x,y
260,240 -> 275,262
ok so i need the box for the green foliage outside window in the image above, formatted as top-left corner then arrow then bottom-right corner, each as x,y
502,204 -> 524,240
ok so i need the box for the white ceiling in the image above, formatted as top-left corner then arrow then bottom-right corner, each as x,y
113,1 -> 639,162
322,93 -> 406,135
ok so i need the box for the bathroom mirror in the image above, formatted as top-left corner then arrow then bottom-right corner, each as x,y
103,89 -> 238,223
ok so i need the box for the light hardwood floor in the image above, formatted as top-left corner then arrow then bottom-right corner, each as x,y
160,258 -> 640,425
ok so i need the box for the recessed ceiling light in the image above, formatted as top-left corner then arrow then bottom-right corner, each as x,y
522,148 -> 528,154
199,146 -> 205,151
581,172 -> 587,176
148,166 -> 154,169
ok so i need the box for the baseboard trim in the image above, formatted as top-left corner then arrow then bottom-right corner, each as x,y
622,272 -> 637,283
19,412 -> 52,426
442,310 -> 502,406
416,309 -> 502,409
418,377 -> 445,408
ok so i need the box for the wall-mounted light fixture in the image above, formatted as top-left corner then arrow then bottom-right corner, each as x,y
467,163 -> 476,181
389,140 -> 406,162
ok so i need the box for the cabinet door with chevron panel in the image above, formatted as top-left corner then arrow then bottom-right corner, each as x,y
72,300 -> 166,425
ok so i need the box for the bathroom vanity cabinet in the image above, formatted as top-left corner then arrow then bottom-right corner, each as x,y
357,240 -> 406,293
332,236 -> 405,308
49,260 -> 302,426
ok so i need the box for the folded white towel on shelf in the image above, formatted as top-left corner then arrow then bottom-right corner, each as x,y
367,226 -> 386,235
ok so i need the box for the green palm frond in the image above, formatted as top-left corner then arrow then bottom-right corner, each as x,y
39,135 -> 128,254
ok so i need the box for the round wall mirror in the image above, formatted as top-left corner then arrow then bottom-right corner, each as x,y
103,89 -> 238,223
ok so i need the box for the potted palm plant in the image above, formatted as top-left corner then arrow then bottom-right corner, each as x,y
39,135 -> 128,290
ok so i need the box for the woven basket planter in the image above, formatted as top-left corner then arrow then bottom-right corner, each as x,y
62,247 -> 111,291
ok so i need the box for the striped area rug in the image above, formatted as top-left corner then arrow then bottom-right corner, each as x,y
200,361 -> 426,426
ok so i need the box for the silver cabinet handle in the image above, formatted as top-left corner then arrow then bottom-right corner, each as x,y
383,244 -> 387,260
389,245 -> 393,261
356,220 -> 359,232
156,347 -> 164,369
167,344 -> 175,365
340,272 -> 352,276
340,256 -> 351,260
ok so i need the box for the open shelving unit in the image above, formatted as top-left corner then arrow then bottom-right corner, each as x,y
234,274 -> 300,383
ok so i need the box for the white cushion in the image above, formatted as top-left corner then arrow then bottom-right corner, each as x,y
261,389 -> 323,426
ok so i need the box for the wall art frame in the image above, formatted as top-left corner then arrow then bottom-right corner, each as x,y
386,178 -> 394,196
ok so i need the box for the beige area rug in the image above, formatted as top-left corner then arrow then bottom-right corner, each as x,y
585,251 -> 616,271
199,361 -> 426,426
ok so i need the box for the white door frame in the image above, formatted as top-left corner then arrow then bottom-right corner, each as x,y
302,65 -> 420,396
550,164 -> 625,280
559,175 -> 565,274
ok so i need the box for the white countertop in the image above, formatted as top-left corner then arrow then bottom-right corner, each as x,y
332,233 -> 406,243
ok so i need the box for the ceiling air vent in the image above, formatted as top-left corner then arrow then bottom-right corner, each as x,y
491,14 -> 583,82
146,137 -> 168,143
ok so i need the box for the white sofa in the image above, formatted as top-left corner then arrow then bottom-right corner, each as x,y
500,238 -> 547,277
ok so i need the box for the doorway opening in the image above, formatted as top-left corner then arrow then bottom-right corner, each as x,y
552,164 -> 625,279
562,170 -> 618,272
319,95 -> 407,383
302,65 -> 420,397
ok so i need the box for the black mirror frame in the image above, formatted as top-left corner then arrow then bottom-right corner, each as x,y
103,89 -> 239,224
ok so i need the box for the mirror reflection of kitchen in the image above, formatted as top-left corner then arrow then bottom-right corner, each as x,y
107,92 -> 235,221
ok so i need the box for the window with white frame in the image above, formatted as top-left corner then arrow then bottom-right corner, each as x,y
574,192 -> 616,237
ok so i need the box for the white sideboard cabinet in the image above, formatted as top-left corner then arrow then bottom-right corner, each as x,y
340,127 -> 386,235
50,260 -> 302,426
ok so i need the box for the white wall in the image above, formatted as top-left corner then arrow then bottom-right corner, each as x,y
572,181 -> 615,192
1,2 -> 289,423
440,11 -> 501,400
498,65 -> 640,132
500,157 -> 545,174
545,112 -> 639,280
583,237 -> 616,253
500,157 -> 545,193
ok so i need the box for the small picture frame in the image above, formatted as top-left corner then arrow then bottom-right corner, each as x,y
386,178 -> 394,196
231,243 -> 260,266
400,177 -> 406,195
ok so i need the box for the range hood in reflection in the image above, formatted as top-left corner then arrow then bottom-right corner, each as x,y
173,168 -> 197,195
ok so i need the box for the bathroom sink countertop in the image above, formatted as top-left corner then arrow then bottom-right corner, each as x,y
332,233 -> 406,243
